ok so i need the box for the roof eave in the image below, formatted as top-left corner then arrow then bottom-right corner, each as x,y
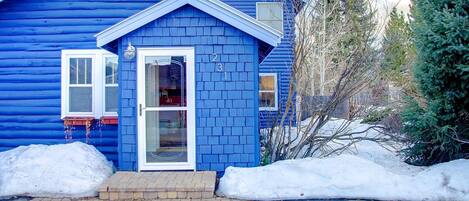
95,0 -> 282,48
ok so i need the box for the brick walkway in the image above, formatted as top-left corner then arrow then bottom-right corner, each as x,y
30,198 -> 239,201
97,171 -> 222,200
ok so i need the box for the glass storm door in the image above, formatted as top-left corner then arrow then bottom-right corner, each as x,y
137,48 -> 195,171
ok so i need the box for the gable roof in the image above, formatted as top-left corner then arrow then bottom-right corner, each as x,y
95,0 -> 283,48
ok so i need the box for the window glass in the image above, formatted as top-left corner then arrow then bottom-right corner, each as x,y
145,56 -> 187,107
257,3 -> 283,32
105,86 -> 118,112
69,87 -> 92,112
260,76 -> 275,90
69,57 -> 92,113
105,57 -> 118,84
86,59 -> 92,84
259,74 -> 277,110
77,59 -> 86,84
105,56 -> 118,113
259,92 -> 275,108
70,58 -> 77,84
69,58 -> 92,84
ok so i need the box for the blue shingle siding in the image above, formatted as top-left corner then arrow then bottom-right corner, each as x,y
0,0 -> 293,171
118,5 -> 260,172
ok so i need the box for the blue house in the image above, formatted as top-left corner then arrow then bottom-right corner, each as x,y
0,0 -> 295,172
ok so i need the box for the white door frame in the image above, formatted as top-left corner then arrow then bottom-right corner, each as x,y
137,47 -> 196,171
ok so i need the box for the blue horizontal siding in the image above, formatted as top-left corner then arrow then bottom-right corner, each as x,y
259,2 -> 295,128
0,0 -> 155,166
0,0 -> 294,168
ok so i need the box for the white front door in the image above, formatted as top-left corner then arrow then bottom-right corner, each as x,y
137,47 -> 195,171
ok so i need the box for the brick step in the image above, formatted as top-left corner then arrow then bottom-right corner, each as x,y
98,171 -> 216,200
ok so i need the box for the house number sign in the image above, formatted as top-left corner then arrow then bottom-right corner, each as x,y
211,53 -> 228,80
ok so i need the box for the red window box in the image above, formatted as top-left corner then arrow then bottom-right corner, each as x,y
100,116 -> 118,125
63,117 -> 94,126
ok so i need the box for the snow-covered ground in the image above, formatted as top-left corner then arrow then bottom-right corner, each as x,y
0,142 -> 113,198
217,119 -> 469,201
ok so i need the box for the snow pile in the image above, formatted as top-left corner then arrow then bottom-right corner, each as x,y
219,119 -> 469,201
0,142 -> 113,198
217,155 -> 469,201
321,119 -> 424,175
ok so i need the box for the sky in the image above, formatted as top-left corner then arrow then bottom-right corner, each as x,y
375,0 -> 412,36
387,0 -> 412,13
377,0 -> 412,19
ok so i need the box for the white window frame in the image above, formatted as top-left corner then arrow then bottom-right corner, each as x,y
259,73 -> 278,111
256,2 -> 284,33
61,49 -> 118,119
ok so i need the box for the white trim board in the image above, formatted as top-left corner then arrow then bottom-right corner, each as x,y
95,0 -> 283,48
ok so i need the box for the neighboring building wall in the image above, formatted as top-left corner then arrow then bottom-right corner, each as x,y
117,5 -> 260,171
258,2 -> 295,129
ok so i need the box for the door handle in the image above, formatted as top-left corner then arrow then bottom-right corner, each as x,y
139,104 -> 143,116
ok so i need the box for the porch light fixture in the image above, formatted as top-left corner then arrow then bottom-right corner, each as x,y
124,42 -> 136,60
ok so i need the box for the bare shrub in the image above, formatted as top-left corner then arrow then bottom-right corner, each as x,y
263,0 -> 404,163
